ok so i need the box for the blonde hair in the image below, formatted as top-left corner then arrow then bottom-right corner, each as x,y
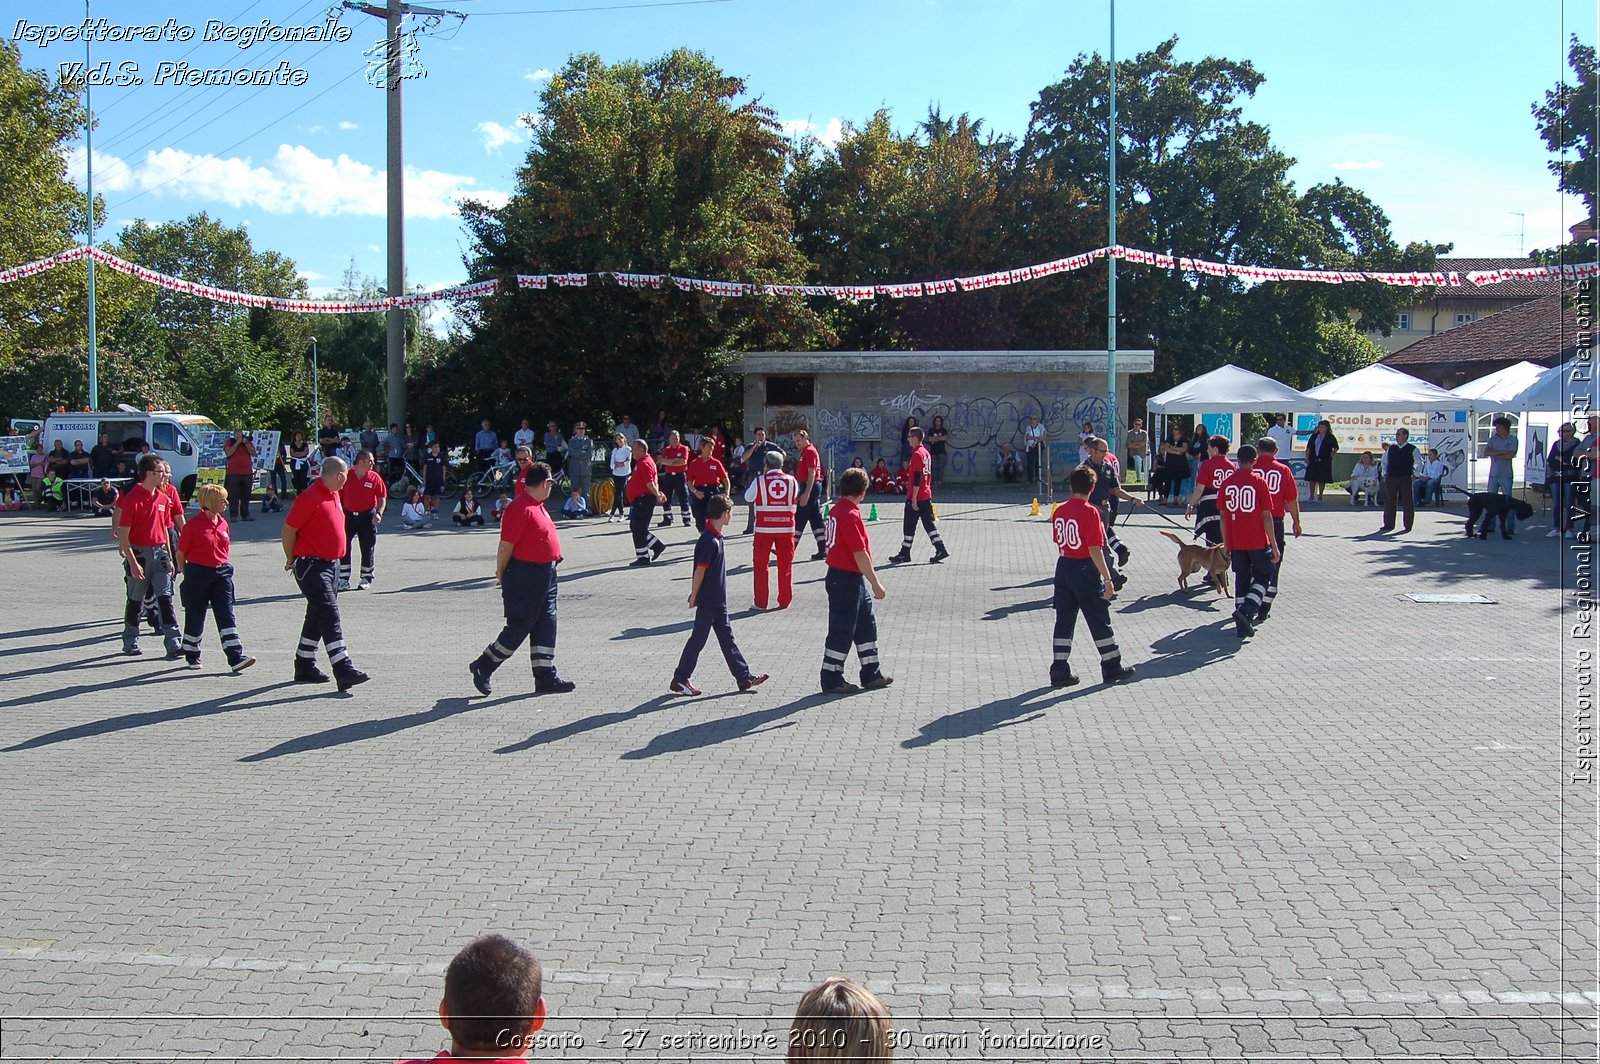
787,979 -> 893,1063
196,483 -> 228,512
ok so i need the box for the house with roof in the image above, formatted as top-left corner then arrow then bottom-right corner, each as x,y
1379,294 -> 1574,390
1365,257 -> 1561,356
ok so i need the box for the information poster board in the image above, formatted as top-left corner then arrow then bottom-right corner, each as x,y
197,431 -> 280,485
0,436 -> 31,476
1294,412 -> 1430,455
1427,411 -> 1471,492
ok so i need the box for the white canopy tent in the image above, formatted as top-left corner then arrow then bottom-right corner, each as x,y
1302,363 -> 1473,412
1451,361 -> 1550,406
1506,359 -> 1593,413
1146,364 -> 1310,414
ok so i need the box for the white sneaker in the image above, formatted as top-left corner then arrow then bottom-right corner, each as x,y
1547,529 -> 1562,538
357,581 -> 370,590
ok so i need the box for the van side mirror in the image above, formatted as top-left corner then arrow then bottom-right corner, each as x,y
177,438 -> 193,456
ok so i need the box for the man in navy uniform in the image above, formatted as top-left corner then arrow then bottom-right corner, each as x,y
282,456 -> 369,690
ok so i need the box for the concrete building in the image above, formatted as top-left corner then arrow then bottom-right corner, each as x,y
733,350 -> 1154,481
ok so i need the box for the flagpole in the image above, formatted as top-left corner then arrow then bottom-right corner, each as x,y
1105,0 -> 1118,464
84,0 -> 99,411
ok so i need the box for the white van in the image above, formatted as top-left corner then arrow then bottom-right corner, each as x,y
43,405 -> 220,498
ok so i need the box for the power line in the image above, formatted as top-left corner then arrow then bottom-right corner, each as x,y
469,0 -> 732,14
91,0 -> 265,117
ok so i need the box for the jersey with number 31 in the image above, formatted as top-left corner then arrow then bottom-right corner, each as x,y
1218,468 -> 1271,551
1050,498 -> 1106,559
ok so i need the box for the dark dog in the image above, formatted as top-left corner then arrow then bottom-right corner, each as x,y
1463,493 -> 1535,539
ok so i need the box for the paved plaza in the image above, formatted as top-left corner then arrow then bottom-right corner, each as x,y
0,493 -> 1593,1061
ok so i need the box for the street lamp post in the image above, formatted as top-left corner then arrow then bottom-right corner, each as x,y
310,336 -> 319,428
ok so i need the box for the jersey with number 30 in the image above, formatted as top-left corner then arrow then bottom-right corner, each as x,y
1255,455 -> 1295,518
1050,498 -> 1106,560
1218,468 -> 1271,551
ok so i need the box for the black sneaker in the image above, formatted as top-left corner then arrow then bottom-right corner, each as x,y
929,546 -> 950,564
1050,670 -> 1081,689
164,645 -> 183,661
1232,610 -> 1255,639
295,663 -> 331,684
629,557 -> 652,567
1102,665 -> 1136,685
123,644 -> 143,657
811,550 -> 827,561
229,655 -> 256,674
535,676 -> 576,695
1253,609 -> 1271,625
650,539 -> 666,560
821,680 -> 860,695
335,668 -> 370,692
1115,544 -> 1131,566
886,551 -> 911,565
469,660 -> 493,696
1111,571 -> 1128,591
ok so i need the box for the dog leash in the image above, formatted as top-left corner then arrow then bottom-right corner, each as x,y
1130,499 -> 1195,533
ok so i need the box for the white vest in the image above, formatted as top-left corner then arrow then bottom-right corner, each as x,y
753,470 -> 798,532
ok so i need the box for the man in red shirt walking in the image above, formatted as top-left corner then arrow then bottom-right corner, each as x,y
116,453 -> 183,658
791,428 -> 828,560
657,429 -> 692,528
1048,466 -> 1135,687
1217,444 -> 1282,639
820,467 -> 893,694
1252,436 -> 1302,623
625,439 -> 667,566
469,463 -> 575,696
338,450 -> 389,591
743,450 -> 798,610
887,426 -> 949,565
282,456 -> 368,690
222,429 -> 257,521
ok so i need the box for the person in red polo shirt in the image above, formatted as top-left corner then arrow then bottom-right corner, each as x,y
1217,444 -> 1281,640
222,429 -> 257,521
116,453 -> 183,658
1251,435 -> 1303,623
819,466 -> 892,694
338,449 -> 389,591
282,456 -> 368,690
886,426 -> 949,565
791,428 -> 828,560
657,429 -> 692,528
175,482 -> 255,673
625,439 -> 667,566
686,436 -> 730,533
1047,466 -> 1135,688
468,462 -> 575,696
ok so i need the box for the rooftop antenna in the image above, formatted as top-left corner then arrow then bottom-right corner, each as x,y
1510,211 -> 1525,258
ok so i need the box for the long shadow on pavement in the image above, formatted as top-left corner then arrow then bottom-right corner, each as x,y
619,692 -> 831,759
0,632 -> 120,662
0,666 -> 194,710
901,686 -> 1071,748
496,692 -> 736,754
0,651 -> 134,683
1361,525 -> 1569,596
4,681 -> 302,752
0,619 -> 118,642
614,618 -> 698,641
240,693 -> 521,762
1115,588 -> 1229,615
982,597 -> 1050,622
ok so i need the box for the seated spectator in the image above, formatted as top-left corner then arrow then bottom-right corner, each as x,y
788,978 -> 893,1063
491,491 -> 511,523
90,478 -> 119,516
1414,449 -> 1446,506
561,486 -> 591,519
395,935 -> 545,1064
400,489 -> 433,530
996,442 -> 1021,482
260,483 -> 285,513
1348,452 -> 1380,506
893,464 -> 909,494
869,458 -> 895,495
40,471 -> 65,511
452,489 -> 486,527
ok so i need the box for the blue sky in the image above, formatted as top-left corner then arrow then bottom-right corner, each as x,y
13,0 -> 1596,306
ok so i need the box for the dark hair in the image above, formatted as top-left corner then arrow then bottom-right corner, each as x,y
136,453 -> 162,478
838,467 -> 869,497
522,461 -> 551,487
1236,444 -> 1258,465
356,449 -> 375,464
442,935 -> 543,1052
1209,435 -> 1231,455
1068,466 -> 1095,495
706,494 -> 733,520
907,427 -> 924,442
1256,436 -> 1277,453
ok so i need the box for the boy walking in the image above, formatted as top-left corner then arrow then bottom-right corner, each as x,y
820,467 -> 893,694
1048,466 -> 1136,687
669,495 -> 768,695
175,483 -> 256,673
1218,444 -> 1281,639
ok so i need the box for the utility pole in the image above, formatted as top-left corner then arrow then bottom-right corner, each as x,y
346,0 -> 455,435
1105,0 -> 1118,461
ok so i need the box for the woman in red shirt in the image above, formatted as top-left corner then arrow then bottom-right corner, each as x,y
176,483 -> 255,672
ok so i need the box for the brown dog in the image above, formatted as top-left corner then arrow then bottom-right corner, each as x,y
1158,530 -> 1230,596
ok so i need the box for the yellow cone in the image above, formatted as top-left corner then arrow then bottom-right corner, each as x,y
1031,497 -> 1040,516
930,502 -> 938,520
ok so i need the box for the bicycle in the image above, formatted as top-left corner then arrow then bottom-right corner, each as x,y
389,457 -> 459,500
465,461 -> 518,496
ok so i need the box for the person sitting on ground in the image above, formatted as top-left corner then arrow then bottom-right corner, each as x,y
869,458 -> 895,495
395,934 -> 546,1064
893,464 -> 910,494
787,978 -> 894,1063
996,442 -> 1022,482
452,488 -> 486,527
260,483 -> 285,513
561,486 -> 590,519
850,456 -> 865,470
90,478 -> 119,517
1348,452 -> 1380,506
1414,449 -> 1446,506
40,470 -> 65,512
400,489 -> 432,530
491,491 -> 511,523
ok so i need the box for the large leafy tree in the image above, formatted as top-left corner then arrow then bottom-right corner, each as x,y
448,48 -> 828,437
1533,35 -> 1597,262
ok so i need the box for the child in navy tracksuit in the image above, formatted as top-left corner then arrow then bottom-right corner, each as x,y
669,494 -> 767,696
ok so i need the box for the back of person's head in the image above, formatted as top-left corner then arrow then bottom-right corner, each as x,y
707,494 -> 733,520
765,450 -> 785,470
196,483 -> 227,511
838,467 -> 869,497
441,934 -> 545,1054
321,455 -> 348,479
907,427 -> 924,443
1256,436 -> 1277,454
787,978 -> 893,1063
1087,436 -> 1106,452
1068,466 -> 1095,495
1209,435 -> 1231,455
136,453 -> 162,479
523,462 -> 551,487
1236,444 -> 1258,466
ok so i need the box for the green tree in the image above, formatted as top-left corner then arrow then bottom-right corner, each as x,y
1533,35 -> 1597,261
448,48 -> 828,437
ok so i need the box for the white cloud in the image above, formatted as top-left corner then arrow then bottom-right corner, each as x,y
475,119 -> 529,154
1331,159 -> 1385,171
64,146 -> 136,192
337,121 -> 359,131
779,117 -> 845,149
307,124 -> 325,135
299,270 -> 327,283
365,244 -> 382,254
84,144 -> 505,220
524,68 -> 553,83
